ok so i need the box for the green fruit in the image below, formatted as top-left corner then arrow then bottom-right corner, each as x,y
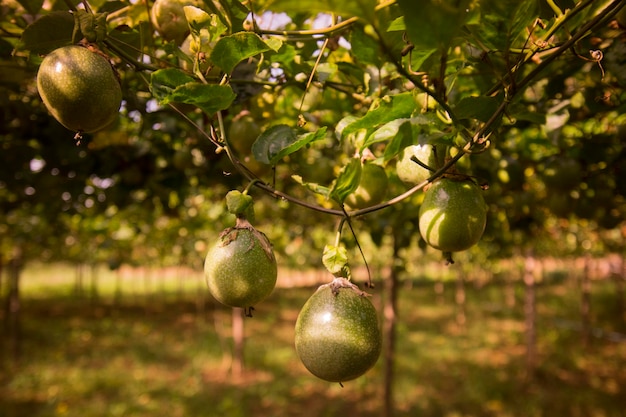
345,163 -> 388,209
396,144 -> 440,186
37,45 -> 122,133
226,112 -> 270,176
228,112 -> 262,155
419,178 -> 487,252
204,226 -> 277,308
151,0 -> 202,44
295,278 -> 381,383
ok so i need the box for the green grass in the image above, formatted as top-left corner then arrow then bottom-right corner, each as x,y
1,263 -> 625,416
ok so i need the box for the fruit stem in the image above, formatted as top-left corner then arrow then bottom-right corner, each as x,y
243,179 -> 261,195
102,38 -> 159,72
335,219 -> 345,247
443,251 -> 455,265
409,155 -> 435,172
326,277 -> 370,297
337,211 -> 373,288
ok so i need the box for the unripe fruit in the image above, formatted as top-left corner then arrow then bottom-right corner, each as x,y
37,45 -> 122,133
151,0 -> 202,44
396,144 -> 439,186
419,178 -> 487,253
295,278 -> 381,383
228,113 -> 262,155
204,226 -> 277,308
345,163 -> 388,209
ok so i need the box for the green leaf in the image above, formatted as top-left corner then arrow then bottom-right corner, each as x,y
74,9 -> 108,43
509,106 -> 547,125
252,125 -> 326,165
165,83 -> 236,115
107,26 -> 142,61
225,190 -> 255,220
184,6 -> 227,42
387,16 -> 405,31
382,120 -> 416,162
322,244 -> 349,276
272,127 -> 327,163
203,0 -> 250,32
350,24 -> 381,66
16,0 -> 44,15
210,32 -> 281,74
455,95 -> 503,122
251,125 -> 295,165
409,48 -> 437,73
329,158 -> 361,204
363,118 -> 410,150
150,69 -> 196,101
17,11 -> 74,54
340,92 -> 417,138
150,69 -> 236,114
468,0 -> 538,51
397,0 -> 473,51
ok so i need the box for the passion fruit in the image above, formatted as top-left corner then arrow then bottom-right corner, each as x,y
151,0 -> 202,44
396,144 -> 440,186
419,178 -> 487,253
345,162 -> 388,209
36,45 -> 122,134
295,278 -> 381,383
204,225 -> 277,308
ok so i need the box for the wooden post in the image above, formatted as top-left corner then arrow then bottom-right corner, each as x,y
505,260 -> 517,309
74,263 -> 85,297
523,254 -> 537,379
89,263 -> 99,303
434,280 -> 444,305
5,247 -> 23,362
455,267 -> 466,330
614,255 -> 625,324
232,307 -> 245,378
383,235 -> 401,417
581,256 -> 592,347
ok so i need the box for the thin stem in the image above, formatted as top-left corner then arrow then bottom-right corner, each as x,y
253,0 -> 396,38
257,16 -> 358,38
516,0 -> 625,94
299,36 -> 330,116
335,219 -> 345,247
62,0 -> 78,11
103,38 -> 158,72
484,0 -> 599,96
243,179 -> 261,195
372,24 -> 460,126
545,0 -> 564,18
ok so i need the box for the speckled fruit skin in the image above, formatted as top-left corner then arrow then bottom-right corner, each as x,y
37,45 -> 122,133
345,163 -> 388,209
295,280 -> 382,383
204,227 -> 277,308
419,178 -> 487,252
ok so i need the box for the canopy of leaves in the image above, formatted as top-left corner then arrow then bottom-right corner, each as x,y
1,0 -> 625,269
